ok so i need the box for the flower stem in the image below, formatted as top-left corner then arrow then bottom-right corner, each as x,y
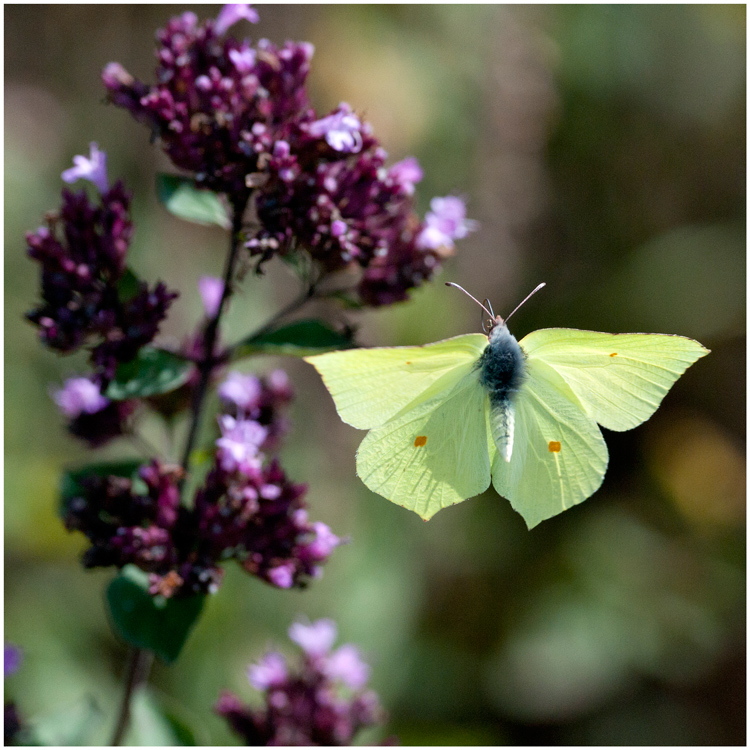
179,196 -> 249,483
110,647 -> 154,746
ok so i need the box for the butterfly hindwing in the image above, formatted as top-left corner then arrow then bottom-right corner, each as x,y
490,357 -> 608,529
356,369 -> 491,520
519,329 -> 710,431
305,334 -> 488,429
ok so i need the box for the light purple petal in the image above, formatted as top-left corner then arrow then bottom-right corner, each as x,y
247,651 -> 287,690
215,4 -> 260,36
416,195 -> 478,251
216,416 -> 267,474
305,522 -> 341,560
268,562 -> 295,588
61,143 -> 109,194
307,105 -> 363,154
289,619 -> 337,656
52,377 -> 109,419
218,371 -> 262,411
389,157 -> 423,195
198,275 -> 225,318
228,46 -> 256,74
326,644 -> 370,689
4,644 -> 23,677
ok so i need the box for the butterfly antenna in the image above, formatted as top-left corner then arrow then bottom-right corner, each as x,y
445,282 -> 494,319
504,282 -> 546,323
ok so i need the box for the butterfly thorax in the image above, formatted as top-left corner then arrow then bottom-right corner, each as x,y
478,324 -> 526,406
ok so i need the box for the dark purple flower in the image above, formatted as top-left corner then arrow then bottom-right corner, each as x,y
102,9 -> 316,195
61,142 -> 109,194
26,178 -> 177,380
217,618 -> 387,745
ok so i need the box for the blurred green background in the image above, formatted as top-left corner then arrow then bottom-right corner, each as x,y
5,4 -> 745,745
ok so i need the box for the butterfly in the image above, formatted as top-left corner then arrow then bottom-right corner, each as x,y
305,283 -> 709,528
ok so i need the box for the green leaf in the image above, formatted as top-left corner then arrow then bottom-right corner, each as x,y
234,318 -> 356,359
60,460 -> 143,515
125,690 -> 202,746
105,347 -> 194,401
106,566 -> 205,664
116,267 -> 144,302
156,174 -> 231,229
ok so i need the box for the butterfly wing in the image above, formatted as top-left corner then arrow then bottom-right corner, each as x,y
356,369 -> 491,520
518,329 -> 710,431
490,358 -> 608,529
304,333 -> 488,429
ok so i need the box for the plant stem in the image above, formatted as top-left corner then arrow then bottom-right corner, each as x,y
110,647 -> 154,746
178,196 -> 249,483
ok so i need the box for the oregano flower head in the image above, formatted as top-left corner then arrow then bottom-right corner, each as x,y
216,618 -> 387,745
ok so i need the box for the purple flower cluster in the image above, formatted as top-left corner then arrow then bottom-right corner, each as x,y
62,370 -> 341,598
102,5 -> 477,307
26,145 -> 177,381
216,618 -> 386,745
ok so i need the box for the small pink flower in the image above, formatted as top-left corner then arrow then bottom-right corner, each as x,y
52,377 -> 109,418
416,196 -> 478,252
305,522 -> 341,560
288,619 -> 337,656
216,415 -> 267,474
61,143 -> 109,194
228,46 -> 256,74
307,104 -> 363,154
198,276 -> 225,318
389,156 -> 423,195
218,372 -> 262,411
326,644 -> 370,689
248,651 -> 288,690
214,3 -> 260,36
267,562 -> 295,589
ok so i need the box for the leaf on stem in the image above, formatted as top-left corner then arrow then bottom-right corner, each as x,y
156,174 -> 231,229
233,318 -> 356,359
116,267 -> 144,302
106,566 -> 205,664
106,347 -> 194,400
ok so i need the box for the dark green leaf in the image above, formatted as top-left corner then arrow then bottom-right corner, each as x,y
156,174 -> 231,229
116,267 -> 144,303
60,460 -> 143,515
106,566 -> 205,664
233,318 -> 356,359
105,347 -> 194,400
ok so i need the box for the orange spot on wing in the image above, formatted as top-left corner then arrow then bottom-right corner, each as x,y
548,440 -> 561,453
610,352 -> 618,357
405,361 -> 412,365
414,435 -> 427,448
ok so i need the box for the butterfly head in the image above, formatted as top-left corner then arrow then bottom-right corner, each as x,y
445,282 -> 546,338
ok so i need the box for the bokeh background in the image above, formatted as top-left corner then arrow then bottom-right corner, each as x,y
5,4 -> 745,745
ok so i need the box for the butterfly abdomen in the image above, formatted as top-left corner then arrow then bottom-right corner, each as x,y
478,324 -> 525,406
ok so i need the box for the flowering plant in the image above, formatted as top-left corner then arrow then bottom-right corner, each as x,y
19,4 -> 475,744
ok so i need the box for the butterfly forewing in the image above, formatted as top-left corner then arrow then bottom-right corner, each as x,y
519,329 -> 710,431
356,369 -> 491,520
305,333 -> 488,430
491,358 -> 608,528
